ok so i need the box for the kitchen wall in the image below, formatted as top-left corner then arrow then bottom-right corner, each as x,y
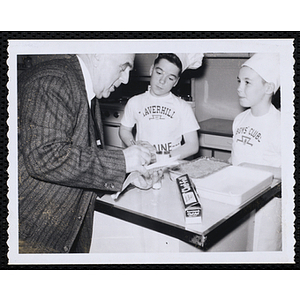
192,57 -> 248,122
17,54 -> 252,123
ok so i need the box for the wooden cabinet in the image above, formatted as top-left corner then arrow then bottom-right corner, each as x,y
198,118 -> 233,161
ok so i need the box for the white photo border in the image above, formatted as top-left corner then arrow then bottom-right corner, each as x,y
7,39 -> 295,265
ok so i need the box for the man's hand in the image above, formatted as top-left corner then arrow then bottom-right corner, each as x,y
132,168 -> 165,190
123,145 -> 152,174
136,141 -> 157,163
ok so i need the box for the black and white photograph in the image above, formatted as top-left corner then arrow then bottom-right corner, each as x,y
6,39 -> 295,265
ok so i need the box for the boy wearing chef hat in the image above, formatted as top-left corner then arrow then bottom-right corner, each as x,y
120,53 -> 203,162
230,53 -> 282,251
231,53 -> 281,169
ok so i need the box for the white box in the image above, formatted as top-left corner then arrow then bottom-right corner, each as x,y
193,166 -> 273,206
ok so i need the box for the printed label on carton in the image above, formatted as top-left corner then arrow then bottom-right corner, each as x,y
176,174 -> 202,223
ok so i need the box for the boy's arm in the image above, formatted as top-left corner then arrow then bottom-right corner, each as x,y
119,124 -> 135,147
171,131 -> 199,160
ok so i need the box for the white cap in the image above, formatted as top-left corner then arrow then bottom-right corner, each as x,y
242,53 -> 280,93
175,53 -> 204,72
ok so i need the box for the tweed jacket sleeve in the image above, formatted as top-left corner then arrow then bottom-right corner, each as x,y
18,56 -> 126,192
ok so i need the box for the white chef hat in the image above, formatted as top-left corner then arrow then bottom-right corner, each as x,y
175,53 -> 204,72
242,53 -> 280,93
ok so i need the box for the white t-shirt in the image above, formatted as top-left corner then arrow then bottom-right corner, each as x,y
121,91 -> 200,153
231,104 -> 281,167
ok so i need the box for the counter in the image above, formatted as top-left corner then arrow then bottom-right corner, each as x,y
91,171 -> 281,253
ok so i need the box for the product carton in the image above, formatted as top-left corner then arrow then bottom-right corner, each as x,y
176,174 -> 202,224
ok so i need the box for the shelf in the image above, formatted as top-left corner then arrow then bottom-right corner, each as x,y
204,53 -> 251,58
199,118 -> 233,137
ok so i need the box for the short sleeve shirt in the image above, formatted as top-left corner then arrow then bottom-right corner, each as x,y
121,91 -> 200,153
231,104 -> 281,167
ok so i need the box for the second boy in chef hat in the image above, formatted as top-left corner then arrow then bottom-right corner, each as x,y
231,53 -> 281,171
230,53 -> 282,251
120,53 -> 203,163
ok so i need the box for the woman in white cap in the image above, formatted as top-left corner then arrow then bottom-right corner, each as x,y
230,53 -> 281,251
119,53 -> 203,163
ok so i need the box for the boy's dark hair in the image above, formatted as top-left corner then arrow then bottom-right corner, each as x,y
154,53 -> 182,76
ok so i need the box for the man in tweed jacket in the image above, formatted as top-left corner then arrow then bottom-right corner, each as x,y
18,54 -> 153,253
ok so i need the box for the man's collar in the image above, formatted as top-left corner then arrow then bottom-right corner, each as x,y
77,55 -> 95,107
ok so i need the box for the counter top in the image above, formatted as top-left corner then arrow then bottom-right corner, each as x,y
95,171 -> 281,250
199,118 -> 233,137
